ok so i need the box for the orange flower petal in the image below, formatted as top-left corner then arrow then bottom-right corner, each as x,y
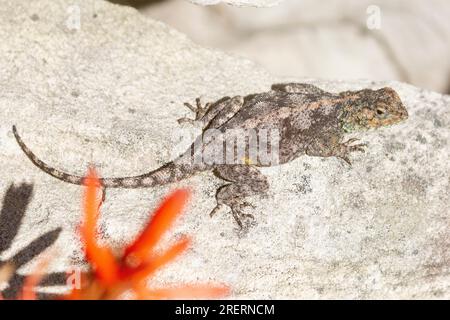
82,167 -> 119,285
63,290 -> 80,300
124,189 -> 190,262
84,247 -> 119,286
140,284 -> 230,300
132,281 -> 149,300
62,175 -> 230,300
124,236 -> 191,282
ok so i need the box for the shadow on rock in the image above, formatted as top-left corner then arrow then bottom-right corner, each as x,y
0,183 -> 65,299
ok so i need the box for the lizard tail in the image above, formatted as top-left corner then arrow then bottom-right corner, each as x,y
12,125 -> 193,188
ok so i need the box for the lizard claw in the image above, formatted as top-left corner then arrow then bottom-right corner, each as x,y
180,100 -> 200,125
232,210 -> 256,230
240,201 -> 256,210
340,155 -> 352,166
343,138 -> 359,145
349,144 -> 367,153
195,97 -> 203,111
232,201 -> 256,230
183,97 -> 206,113
211,201 -> 256,230
338,139 -> 368,165
177,117 -> 195,125
182,97 -> 209,124
183,102 -> 197,112
209,203 -> 224,217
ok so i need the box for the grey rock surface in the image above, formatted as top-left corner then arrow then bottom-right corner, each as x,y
0,0 -> 449,298
188,0 -> 283,7
143,0 -> 450,94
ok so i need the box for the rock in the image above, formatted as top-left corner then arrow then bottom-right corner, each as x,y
0,0 -> 449,299
188,0 -> 283,7
143,0 -> 450,94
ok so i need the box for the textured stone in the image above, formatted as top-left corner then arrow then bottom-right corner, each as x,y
188,0 -> 283,7
0,0 -> 449,299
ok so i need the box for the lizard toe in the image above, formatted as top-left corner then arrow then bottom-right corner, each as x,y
183,102 -> 197,112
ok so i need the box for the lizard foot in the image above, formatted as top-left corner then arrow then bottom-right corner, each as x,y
230,201 -> 257,231
212,165 -> 267,231
210,201 -> 256,230
338,138 -> 367,165
179,97 -> 210,124
209,203 -> 224,217
177,117 -> 195,125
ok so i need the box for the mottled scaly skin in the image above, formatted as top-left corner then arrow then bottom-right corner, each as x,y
13,83 -> 408,229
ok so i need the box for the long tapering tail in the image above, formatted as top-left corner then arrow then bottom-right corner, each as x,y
12,125 -> 193,188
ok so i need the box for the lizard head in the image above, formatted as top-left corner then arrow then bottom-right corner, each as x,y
339,87 -> 408,132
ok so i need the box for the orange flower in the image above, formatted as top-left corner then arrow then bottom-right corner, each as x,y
64,167 -> 230,300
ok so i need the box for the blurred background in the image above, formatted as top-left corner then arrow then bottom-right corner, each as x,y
109,0 -> 450,94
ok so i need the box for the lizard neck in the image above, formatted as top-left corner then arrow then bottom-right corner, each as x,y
337,97 -> 371,133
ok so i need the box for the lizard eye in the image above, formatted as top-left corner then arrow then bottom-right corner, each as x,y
376,107 -> 385,115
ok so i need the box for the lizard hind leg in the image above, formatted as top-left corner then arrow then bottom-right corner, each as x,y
211,165 -> 269,231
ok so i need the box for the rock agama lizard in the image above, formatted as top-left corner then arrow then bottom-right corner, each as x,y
13,83 -> 408,228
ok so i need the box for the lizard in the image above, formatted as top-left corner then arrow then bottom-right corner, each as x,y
12,83 -> 408,229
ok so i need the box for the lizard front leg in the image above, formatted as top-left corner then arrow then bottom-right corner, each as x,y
211,165 -> 269,230
179,96 -> 244,130
177,97 -> 211,126
205,96 -> 244,129
178,96 -> 230,128
306,135 -> 367,165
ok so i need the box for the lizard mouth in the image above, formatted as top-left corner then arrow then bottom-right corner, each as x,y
400,109 -> 409,120
367,113 -> 407,127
